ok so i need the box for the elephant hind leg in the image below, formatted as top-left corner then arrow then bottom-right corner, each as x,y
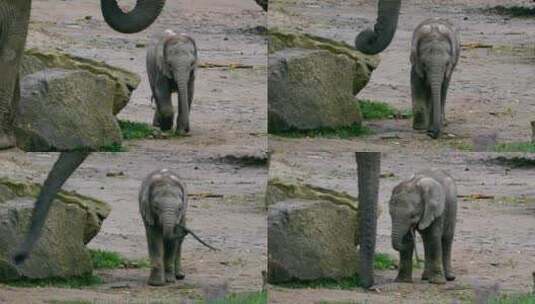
442,236 -> 455,281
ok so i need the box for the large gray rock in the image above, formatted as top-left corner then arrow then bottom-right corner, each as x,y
15,69 -> 122,151
0,178 -> 111,281
21,48 -> 140,115
268,31 -> 380,132
268,199 -> 358,283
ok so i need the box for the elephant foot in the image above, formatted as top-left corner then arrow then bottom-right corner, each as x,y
394,273 -> 412,283
175,128 -> 191,137
428,274 -> 446,284
421,270 -> 430,281
148,268 -> 165,286
0,131 -> 16,150
176,271 -> 185,280
445,271 -> 456,281
165,272 -> 176,283
427,128 -> 441,139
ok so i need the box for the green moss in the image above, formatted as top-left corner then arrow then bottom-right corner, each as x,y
207,291 -> 267,304
271,124 -> 371,139
6,274 -> 102,288
495,142 -> 535,153
100,142 -> 126,152
485,5 -> 535,17
373,253 -> 396,270
489,294 -> 535,304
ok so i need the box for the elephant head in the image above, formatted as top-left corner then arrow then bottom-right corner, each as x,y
411,19 -> 460,138
100,0 -> 167,34
355,0 -> 402,55
389,175 -> 445,251
139,170 -> 187,240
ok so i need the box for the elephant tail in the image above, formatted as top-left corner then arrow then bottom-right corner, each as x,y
178,224 -> 218,251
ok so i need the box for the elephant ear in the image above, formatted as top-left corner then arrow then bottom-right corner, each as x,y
155,31 -> 176,79
417,177 -> 445,230
139,173 -> 163,225
444,23 -> 461,76
410,24 -> 430,78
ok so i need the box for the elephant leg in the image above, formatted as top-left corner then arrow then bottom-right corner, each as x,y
395,239 -> 414,283
421,228 -> 445,284
441,77 -> 451,126
187,71 -> 195,109
421,232 -> 431,281
0,0 -> 31,149
411,67 -> 429,131
153,80 -> 174,131
442,235 -> 455,281
175,232 -> 186,280
163,238 -> 178,283
146,226 -> 165,286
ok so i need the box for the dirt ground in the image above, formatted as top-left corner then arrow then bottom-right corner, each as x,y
0,0 -> 267,302
268,0 -> 535,153
0,151 -> 267,303
269,152 -> 535,303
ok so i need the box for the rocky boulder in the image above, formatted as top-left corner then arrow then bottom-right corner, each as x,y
21,48 -> 140,115
268,199 -> 359,283
15,69 -> 122,151
0,178 -> 111,281
268,30 -> 380,132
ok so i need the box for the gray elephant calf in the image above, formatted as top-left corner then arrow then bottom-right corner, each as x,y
146,30 -> 198,135
410,18 -> 460,139
389,169 -> 457,284
139,169 -> 189,286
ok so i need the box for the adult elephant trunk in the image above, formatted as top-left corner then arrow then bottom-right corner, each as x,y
14,152 -> 90,264
428,65 -> 444,139
356,152 -> 381,288
100,0 -> 166,34
355,0 -> 401,55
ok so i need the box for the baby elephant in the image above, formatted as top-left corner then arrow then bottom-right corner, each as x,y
389,169 -> 457,284
410,18 -> 460,139
147,30 -> 198,135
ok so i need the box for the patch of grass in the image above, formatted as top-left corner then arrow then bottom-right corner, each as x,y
89,249 -> 150,269
359,100 -> 397,120
118,119 -> 157,140
489,294 -> 535,304
374,253 -> 396,270
486,5 -> 535,17
207,291 -> 267,304
495,142 -> 535,153
271,124 -> 371,139
100,142 -> 126,152
7,274 -> 102,288
277,274 -> 361,290
449,140 -> 474,152
488,156 -> 535,168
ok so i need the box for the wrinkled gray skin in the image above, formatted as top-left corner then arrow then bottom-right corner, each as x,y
147,31 -> 198,135
389,169 -> 457,284
355,0 -> 402,55
356,152 -> 381,288
139,169 -> 188,286
410,18 -> 460,139
10,0 -> 167,264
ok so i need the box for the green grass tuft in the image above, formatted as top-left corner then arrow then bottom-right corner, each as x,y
7,274 -> 102,288
271,124 -> 371,139
118,119 -> 157,140
495,142 -> 535,153
277,275 -> 361,290
207,291 -> 267,304
489,294 -> 535,304
373,253 -> 397,270
89,249 -> 150,269
486,5 -> 535,17
359,100 -> 398,120
100,142 -> 126,152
